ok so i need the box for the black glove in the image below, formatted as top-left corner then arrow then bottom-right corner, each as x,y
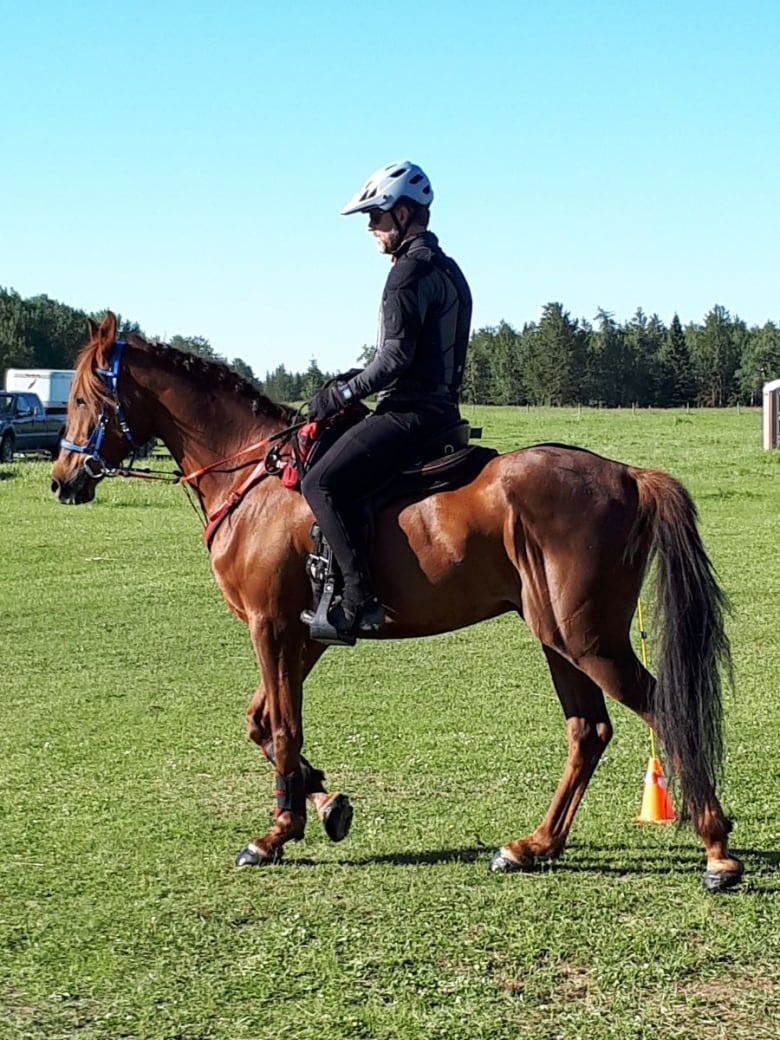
307,382 -> 347,423
334,368 -> 362,383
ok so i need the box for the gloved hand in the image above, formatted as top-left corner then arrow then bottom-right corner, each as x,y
307,382 -> 347,423
334,368 -> 362,383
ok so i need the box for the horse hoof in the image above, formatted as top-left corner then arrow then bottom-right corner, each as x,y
489,848 -> 521,873
235,843 -> 281,868
321,794 -> 354,843
702,867 -> 743,893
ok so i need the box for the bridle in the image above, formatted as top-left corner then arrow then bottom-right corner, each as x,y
60,339 -> 144,480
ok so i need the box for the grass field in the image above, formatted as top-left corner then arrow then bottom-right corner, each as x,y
1,407 -> 779,1040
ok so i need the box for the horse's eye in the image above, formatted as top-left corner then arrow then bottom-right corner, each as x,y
75,397 -> 86,407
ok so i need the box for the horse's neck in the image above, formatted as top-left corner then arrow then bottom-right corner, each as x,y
132,361 -> 284,504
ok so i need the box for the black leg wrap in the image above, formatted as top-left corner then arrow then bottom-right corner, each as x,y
263,742 -> 323,794
274,769 -> 306,817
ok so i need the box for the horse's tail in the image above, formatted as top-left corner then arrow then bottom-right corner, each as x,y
631,468 -> 733,820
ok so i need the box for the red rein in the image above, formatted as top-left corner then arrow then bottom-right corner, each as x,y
181,423 -> 318,549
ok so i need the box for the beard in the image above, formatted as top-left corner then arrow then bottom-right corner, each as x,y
372,226 -> 403,255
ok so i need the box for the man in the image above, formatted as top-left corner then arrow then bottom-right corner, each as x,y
300,160 -> 473,642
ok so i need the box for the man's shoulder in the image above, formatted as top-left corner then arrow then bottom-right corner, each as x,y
386,234 -> 441,290
405,231 -> 441,261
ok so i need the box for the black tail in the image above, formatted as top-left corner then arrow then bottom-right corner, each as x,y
633,469 -> 733,820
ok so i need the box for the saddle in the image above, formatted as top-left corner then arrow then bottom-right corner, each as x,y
298,417 -> 498,645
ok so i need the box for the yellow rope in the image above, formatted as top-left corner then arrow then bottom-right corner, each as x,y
636,597 -> 657,760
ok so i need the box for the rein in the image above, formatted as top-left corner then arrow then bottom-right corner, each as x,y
183,424 -> 305,549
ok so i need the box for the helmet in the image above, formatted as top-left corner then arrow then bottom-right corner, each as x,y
340,161 -> 433,216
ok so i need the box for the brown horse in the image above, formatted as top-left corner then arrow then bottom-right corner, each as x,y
50,312 -> 743,892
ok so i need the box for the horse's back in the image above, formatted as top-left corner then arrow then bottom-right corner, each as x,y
380,441 -> 643,554
472,441 -> 640,521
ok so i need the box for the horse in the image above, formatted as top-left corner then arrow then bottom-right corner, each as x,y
50,312 -> 743,892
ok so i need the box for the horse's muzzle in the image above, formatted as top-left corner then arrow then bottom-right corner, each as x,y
50,463 -> 100,505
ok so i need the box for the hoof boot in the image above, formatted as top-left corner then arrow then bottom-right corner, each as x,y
489,848 -> 520,873
321,794 -> 354,843
702,867 -> 743,893
235,843 -> 281,868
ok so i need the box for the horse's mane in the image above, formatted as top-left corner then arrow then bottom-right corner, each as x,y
71,330 -> 297,426
71,337 -> 114,430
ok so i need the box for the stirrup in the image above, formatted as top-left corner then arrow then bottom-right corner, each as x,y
300,577 -> 357,646
301,592 -> 384,646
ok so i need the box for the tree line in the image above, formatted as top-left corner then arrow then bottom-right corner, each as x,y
0,288 -> 262,388
465,303 -> 780,407
2,288 -> 779,408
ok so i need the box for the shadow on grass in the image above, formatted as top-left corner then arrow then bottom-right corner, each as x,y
0,470 -> 17,481
241,842 -> 775,896
299,840 -> 780,889
331,843 -> 697,873
734,846 -> 780,867
336,846 -> 486,867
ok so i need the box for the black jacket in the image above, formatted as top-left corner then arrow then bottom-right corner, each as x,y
346,232 -> 472,407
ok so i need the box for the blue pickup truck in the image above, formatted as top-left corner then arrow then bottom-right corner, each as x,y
0,391 -> 66,462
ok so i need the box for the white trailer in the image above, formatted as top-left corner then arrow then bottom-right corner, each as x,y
4,368 -> 75,412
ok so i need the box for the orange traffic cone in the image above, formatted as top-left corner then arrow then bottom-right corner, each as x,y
635,756 -> 676,823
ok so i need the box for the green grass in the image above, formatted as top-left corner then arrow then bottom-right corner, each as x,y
1,407 -> 779,1040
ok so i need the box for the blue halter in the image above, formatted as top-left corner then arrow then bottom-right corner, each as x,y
60,339 -> 140,478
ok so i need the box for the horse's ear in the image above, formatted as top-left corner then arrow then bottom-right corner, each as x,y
87,317 -> 98,340
99,311 -> 118,344
91,311 -> 118,368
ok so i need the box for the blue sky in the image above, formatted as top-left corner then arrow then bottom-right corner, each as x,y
2,1 -> 778,378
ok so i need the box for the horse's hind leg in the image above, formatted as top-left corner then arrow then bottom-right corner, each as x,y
491,646 -> 613,873
579,651 -> 742,891
244,639 -> 353,846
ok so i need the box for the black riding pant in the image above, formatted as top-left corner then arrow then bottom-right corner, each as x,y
300,404 -> 456,594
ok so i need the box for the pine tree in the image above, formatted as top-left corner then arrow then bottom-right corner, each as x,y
301,359 -> 326,399
586,310 -> 626,406
736,321 -> 780,404
659,314 -> 696,406
462,330 -> 495,405
523,303 -> 585,405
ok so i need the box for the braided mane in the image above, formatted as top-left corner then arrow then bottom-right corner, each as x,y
71,329 -> 297,426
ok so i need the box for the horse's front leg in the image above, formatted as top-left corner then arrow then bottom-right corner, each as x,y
235,617 -> 306,866
237,626 -> 352,867
254,734 -> 354,846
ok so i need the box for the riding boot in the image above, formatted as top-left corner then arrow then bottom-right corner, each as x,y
302,573 -> 384,643
335,579 -> 384,636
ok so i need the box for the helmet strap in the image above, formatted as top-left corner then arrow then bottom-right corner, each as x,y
388,204 -> 411,255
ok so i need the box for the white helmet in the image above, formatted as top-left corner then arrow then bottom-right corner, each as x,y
340,161 -> 433,216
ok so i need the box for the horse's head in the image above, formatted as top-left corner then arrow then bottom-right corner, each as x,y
51,311 -> 143,504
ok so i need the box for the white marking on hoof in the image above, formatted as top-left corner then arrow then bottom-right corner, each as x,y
236,843 -> 266,868
489,846 -> 521,873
